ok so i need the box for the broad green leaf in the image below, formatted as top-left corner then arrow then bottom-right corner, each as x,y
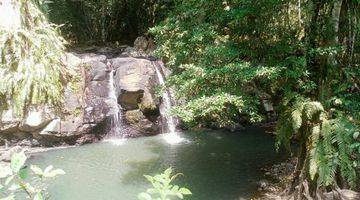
30,165 -> 43,176
141,168 -> 191,200
44,169 -> 66,178
171,185 -> 179,194
154,175 -> 164,183
176,192 -> 183,199
164,168 -> 172,177
0,183 -> 3,191
10,151 -> 27,173
138,192 -> 152,200
18,168 -> 28,180
179,187 -> 192,195
144,175 -> 153,182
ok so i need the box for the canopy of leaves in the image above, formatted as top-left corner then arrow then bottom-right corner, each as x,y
150,0 -> 360,193
41,0 -> 174,44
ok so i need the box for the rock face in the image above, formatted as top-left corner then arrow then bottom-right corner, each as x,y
110,57 -> 161,137
0,44 -> 166,147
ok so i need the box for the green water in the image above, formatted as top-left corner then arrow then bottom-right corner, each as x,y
28,128 -> 285,200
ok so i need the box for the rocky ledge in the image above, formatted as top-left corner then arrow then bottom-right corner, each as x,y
0,38 -> 170,150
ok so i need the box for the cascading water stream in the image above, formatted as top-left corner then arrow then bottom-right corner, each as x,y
105,62 -> 125,145
153,61 -> 184,144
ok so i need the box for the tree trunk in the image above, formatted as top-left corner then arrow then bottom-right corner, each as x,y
332,0 -> 343,44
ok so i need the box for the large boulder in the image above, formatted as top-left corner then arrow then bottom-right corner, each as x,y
0,109 -> 20,133
111,57 -> 159,111
87,61 -> 109,81
18,107 -> 55,132
110,56 -> 162,136
33,116 -> 89,146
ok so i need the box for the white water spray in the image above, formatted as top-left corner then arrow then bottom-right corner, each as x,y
105,63 -> 125,145
153,61 -> 184,144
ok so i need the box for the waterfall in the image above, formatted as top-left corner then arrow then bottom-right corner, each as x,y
153,61 -> 184,144
105,62 -> 125,145
154,65 -> 176,133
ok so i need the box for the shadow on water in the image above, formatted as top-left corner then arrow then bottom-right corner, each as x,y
121,140 -> 167,184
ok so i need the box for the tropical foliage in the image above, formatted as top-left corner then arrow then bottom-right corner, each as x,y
0,151 -> 65,200
0,0 -> 70,116
150,0 -> 360,197
0,0 -> 359,198
138,168 -> 192,200
40,0 -> 173,44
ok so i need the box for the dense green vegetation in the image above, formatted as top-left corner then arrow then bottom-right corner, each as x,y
0,0 -> 71,116
39,0 -> 173,44
149,0 -> 360,198
0,0 -> 359,199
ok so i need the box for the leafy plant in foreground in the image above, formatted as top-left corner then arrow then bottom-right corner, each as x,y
0,151 -> 65,200
138,168 -> 192,200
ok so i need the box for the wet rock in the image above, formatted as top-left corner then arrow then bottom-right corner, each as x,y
63,86 -> 83,114
112,57 -> 159,111
124,110 -> 159,136
119,90 -> 144,110
76,134 -> 100,145
257,180 -> 270,191
87,61 -> 108,81
83,99 -> 111,125
86,81 -> 110,98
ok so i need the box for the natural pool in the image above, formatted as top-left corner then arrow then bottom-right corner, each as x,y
28,127 -> 286,200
